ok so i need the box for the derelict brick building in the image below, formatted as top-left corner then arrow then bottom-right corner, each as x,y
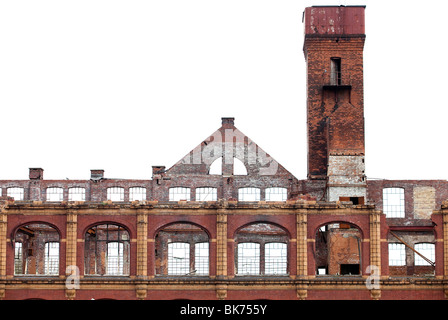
1,6 -> 448,300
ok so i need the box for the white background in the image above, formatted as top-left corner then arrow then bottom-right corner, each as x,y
1,0 -> 447,181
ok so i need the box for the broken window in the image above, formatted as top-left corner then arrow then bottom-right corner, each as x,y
196,187 -> 217,201
315,223 -> 361,276
7,187 -> 24,201
68,187 -> 86,201
238,187 -> 260,202
46,187 -> 63,202
107,187 -> 124,202
388,243 -> 406,266
265,187 -> 287,201
14,223 -> 60,275
235,223 -> 288,276
330,57 -> 342,85
155,223 -> 209,276
84,223 -> 130,276
383,188 -> 405,218
169,187 -> 191,201
129,187 -> 146,201
414,243 -> 435,266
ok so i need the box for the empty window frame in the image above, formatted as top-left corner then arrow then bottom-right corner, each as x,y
14,223 -> 60,275
168,242 -> 190,275
7,187 -> 24,201
265,242 -> 287,275
155,223 -> 209,276
237,242 -> 260,275
46,187 -> 63,202
235,223 -> 288,276
44,242 -> 60,275
106,242 -> 124,275
107,187 -> 124,202
238,187 -> 260,202
414,243 -> 435,266
383,188 -> 405,218
68,187 -> 86,201
233,157 -> 248,175
196,187 -> 217,201
169,187 -> 191,201
330,57 -> 342,85
84,224 -> 130,276
265,187 -> 287,202
208,157 -> 222,175
129,187 -> 146,202
389,243 -> 406,266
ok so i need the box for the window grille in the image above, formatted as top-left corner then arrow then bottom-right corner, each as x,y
44,242 -> 59,275
388,243 -> 406,266
46,187 -> 63,202
129,187 -> 146,201
196,187 -> 217,201
265,187 -> 287,201
68,187 -> 86,201
194,242 -> 209,275
7,187 -> 24,201
414,243 -> 435,266
168,242 -> 190,275
238,187 -> 260,202
237,242 -> 260,275
106,242 -> 124,275
169,187 -> 191,201
265,242 -> 287,275
14,242 -> 23,275
107,187 -> 124,202
383,188 -> 405,218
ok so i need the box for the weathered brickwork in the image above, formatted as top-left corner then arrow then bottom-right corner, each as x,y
0,5 -> 447,300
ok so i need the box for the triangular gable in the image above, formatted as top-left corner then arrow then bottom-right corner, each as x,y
165,118 -> 295,178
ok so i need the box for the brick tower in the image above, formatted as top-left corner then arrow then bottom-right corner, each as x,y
303,6 -> 366,202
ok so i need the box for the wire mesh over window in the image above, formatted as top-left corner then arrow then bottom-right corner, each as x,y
46,187 -> 63,202
196,187 -> 217,201
68,187 -> 85,201
238,187 -> 260,202
194,242 -> 209,275
44,242 -> 59,275
265,187 -> 287,202
7,187 -> 24,201
168,242 -> 190,275
107,187 -> 124,202
129,187 -> 146,201
383,188 -> 405,218
388,243 -> 406,266
414,243 -> 435,266
237,242 -> 260,275
169,187 -> 191,201
265,242 -> 287,275
84,224 -> 130,276
106,242 -> 124,275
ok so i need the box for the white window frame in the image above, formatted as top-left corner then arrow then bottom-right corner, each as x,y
195,187 -> 217,201
383,187 -> 405,218
107,187 -> 124,202
265,187 -> 287,202
7,187 -> 24,201
168,242 -> 190,275
68,187 -> 86,201
194,242 -> 209,275
44,242 -> 59,275
238,187 -> 260,202
237,242 -> 260,275
388,243 -> 406,266
46,187 -> 64,202
265,242 -> 288,275
14,242 -> 23,275
414,243 -> 435,266
106,241 -> 124,275
169,187 -> 191,201
129,187 -> 146,202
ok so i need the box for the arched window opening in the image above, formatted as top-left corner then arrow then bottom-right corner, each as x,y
7,187 -> 24,201
208,157 -> 222,175
14,223 -> 60,276
169,187 -> 191,201
233,158 -> 248,175
315,222 -> 361,276
84,224 -> 130,276
155,223 -> 209,276
129,187 -> 146,202
107,187 -> 124,202
238,187 -> 260,202
235,223 -> 288,276
46,187 -> 63,202
68,187 -> 86,201
265,187 -> 287,202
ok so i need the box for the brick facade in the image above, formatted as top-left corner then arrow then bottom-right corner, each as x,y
0,5 -> 447,300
